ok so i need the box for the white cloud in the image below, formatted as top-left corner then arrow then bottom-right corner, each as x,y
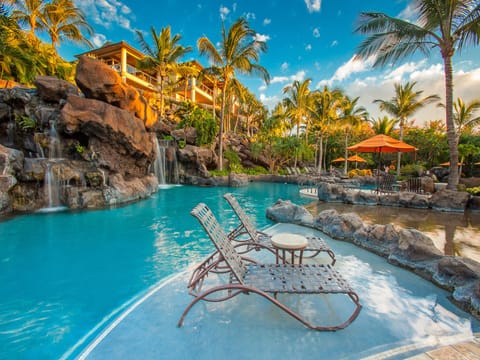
313,28 -> 320,38
244,12 -> 256,21
260,93 -> 280,109
271,76 -> 290,84
263,18 -> 271,26
74,0 -> 134,31
304,0 -> 321,13
317,54 -> 376,87
383,60 -> 426,82
291,70 -> 306,81
219,5 -> 230,20
91,33 -> 107,47
254,33 -> 270,42
258,84 -> 268,91
305,44 -> 312,51
270,70 -> 306,85
281,62 -> 289,72
398,3 -> 417,23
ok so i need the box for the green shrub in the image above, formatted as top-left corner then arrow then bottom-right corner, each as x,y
15,114 -> 37,131
224,149 -> 243,173
401,163 -> 424,177
209,169 -> 229,176
243,166 -> 268,175
466,187 -> 480,195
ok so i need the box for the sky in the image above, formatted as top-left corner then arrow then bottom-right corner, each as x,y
62,0 -> 480,126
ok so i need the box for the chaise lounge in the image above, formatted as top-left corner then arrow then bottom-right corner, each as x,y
223,193 -> 336,265
178,203 -> 362,331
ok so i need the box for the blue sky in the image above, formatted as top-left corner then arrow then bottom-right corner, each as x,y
65,0 -> 480,125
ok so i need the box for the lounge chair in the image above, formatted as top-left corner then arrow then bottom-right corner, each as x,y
178,203 -> 362,331
223,193 -> 336,265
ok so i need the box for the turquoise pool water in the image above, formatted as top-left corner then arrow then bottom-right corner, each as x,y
0,183 -> 313,359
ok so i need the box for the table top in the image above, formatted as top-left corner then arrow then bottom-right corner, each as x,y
271,233 -> 308,250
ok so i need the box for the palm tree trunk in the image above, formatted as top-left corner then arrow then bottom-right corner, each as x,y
443,55 -> 459,189
318,134 -> 323,173
218,86 -> 226,170
396,118 -> 404,176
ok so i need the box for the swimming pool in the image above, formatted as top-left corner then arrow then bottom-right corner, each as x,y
0,182 -> 478,359
0,183 -> 313,359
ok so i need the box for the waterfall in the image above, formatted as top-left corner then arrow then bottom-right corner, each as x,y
153,138 -> 179,185
48,120 -> 62,158
40,119 -> 66,212
153,137 -> 166,185
44,162 -> 61,208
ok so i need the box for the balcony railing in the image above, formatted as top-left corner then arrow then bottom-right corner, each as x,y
106,60 -> 157,88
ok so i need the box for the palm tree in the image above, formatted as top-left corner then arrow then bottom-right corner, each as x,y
136,26 -> 193,117
310,86 -> 344,172
451,97 -> 480,141
370,116 -> 398,135
354,0 -> 480,189
197,18 -> 270,170
374,81 -> 439,175
43,0 -> 93,53
338,96 -> 368,174
283,78 -> 314,138
8,0 -> 46,42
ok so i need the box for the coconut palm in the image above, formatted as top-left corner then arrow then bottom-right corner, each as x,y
136,26 -> 193,117
283,78 -> 314,138
354,0 -> 480,189
450,97 -> 480,141
338,96 -> 369,174
374,81 -> 439,175
197,18 -> 270,170
370,116 -> 398,135
310,86 -> 344,172
43,0 -> 93,52
8,0 -> 46,42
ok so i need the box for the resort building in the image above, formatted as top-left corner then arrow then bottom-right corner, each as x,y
76,41 -> 218,111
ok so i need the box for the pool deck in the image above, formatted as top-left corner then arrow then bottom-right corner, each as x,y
408,334 -> 480,359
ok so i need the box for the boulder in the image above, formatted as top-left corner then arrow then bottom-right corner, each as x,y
354,223 -> 399,256
171,127 -> 197,145
421,176 -> 435,194
266,199 -> 313,224
434,257 -> 480,288
430,189 -> 470,212
389,228 -> 443,273
317,182 -> 346,202
320,212 -> 364,241
75,56 -> 157,126
345,189 -> 378,205
398,192 -> 430,209
177,145 -> 217,177
34,76 -> 79,102
0,144 -> 24,176
61,95 -> 154,178
103,173 -> 158,205
228,173 -> 249,187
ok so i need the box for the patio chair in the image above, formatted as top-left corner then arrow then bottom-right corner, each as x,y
178,203 -> 362,331
405,177 -> 423,193
376,174 -> 396,194
223,193 -> 336,265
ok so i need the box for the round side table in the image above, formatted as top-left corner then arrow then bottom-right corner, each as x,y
271,233 -> 308,265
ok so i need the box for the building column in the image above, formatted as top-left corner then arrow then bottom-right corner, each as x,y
120,47 -> 127,83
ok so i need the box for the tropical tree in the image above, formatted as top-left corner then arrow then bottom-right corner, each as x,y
354,0 -> 480,189
338,96 -> 368,173
43,0 -> 93,53
8,0 -> 46,42
450,97 -> 480,141
374,81 -> 439,175
370,116 -> 398,135
283,78 -> 314,138
136,26 -> 193,117
310,86 -> 344,172
197,18 -> 270,170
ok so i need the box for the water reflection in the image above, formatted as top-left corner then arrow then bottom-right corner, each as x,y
305,202 -> 480,263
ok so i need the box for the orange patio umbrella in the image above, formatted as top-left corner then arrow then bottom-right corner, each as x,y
331,157 -> 345,163
439,162 -> 464,166
347,155 -> 367,162
347,134 -> 417,153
